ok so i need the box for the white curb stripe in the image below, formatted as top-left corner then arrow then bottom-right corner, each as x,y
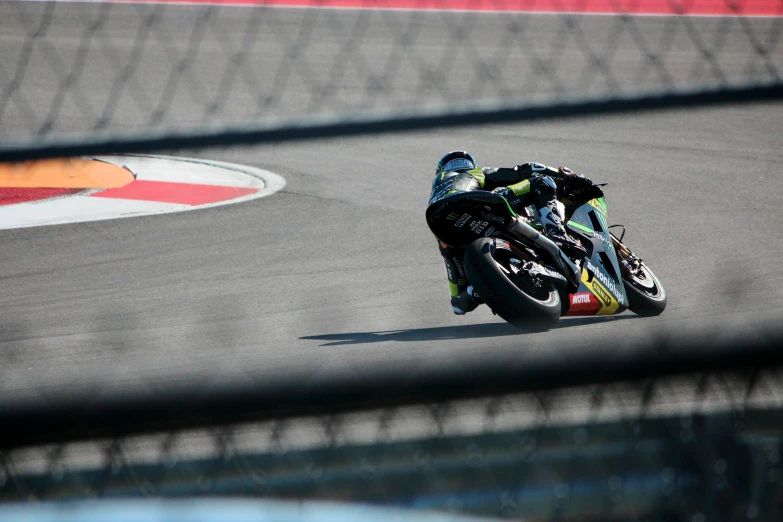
0,196 -> 184,229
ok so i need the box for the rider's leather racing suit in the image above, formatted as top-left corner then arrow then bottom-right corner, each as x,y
428,162 -> 589,315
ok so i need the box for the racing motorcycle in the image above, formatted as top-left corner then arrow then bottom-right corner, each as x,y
426,187 -> 666,330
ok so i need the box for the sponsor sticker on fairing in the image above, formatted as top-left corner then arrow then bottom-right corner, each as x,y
565,292 -> 601,316
593,231 -> 614,252
585,259 -> 621,300
454,214 -> 471,228
591,281 -> 613,306
469,220 -> 488,234
571,293 -> 593,305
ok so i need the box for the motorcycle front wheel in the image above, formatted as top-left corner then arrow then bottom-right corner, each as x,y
463,238 -> 561,330
611,234 -> 667,317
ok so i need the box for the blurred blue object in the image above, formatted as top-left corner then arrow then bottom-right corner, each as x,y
0,499 -> 504,522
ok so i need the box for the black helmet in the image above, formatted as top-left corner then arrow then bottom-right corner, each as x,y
436,150 -> 477,174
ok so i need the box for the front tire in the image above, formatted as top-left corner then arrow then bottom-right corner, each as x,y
623,262 -> 667,316
611,234 -> 667,317
463,238 -> 561,330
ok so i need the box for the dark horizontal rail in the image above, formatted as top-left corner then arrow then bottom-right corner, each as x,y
1,82 -> 781,162
1,325 -> 781,449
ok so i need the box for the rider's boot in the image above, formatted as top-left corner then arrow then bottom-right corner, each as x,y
452,285 -> 483,315
440,241 -> 484,315
538,207 -> 587,260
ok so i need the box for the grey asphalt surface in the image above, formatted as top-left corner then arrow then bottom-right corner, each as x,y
1,5 -> 782,405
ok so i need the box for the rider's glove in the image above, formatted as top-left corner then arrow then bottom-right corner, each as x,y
559,167 -> 593,191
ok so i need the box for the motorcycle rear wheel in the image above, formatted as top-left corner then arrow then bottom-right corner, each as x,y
463,238 -> 561,330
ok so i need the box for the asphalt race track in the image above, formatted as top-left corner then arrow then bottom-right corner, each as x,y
1,4 -> 782,406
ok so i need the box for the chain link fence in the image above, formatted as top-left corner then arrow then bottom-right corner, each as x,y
4,364 -> 783,520
0,0 -> 781,159
3,331 -> 783,520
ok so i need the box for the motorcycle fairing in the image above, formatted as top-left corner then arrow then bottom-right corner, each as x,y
564,197 -> 628,316
579,266 -> 622,315
425,191 -> 517,248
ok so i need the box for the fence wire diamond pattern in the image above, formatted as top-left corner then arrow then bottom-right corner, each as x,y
0,0 -> 781,144
3,370 -> 783,520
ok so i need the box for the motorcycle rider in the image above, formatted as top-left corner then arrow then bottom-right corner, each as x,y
428,150 -> 598,315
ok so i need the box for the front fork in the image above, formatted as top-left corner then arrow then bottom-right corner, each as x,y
610,232 -> 643,278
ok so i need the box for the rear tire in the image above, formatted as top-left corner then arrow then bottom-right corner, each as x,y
463,238 -> 561,330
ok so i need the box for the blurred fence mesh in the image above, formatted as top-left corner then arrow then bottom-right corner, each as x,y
4,366 -> 783,520
0,0 -> 781,157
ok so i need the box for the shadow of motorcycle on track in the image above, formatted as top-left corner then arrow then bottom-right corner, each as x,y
300,314 -> 638,347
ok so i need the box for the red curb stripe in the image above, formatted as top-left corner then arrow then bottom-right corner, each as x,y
0,188 -> 82,206
91,180 -> 259,206
106,0 -> 783,16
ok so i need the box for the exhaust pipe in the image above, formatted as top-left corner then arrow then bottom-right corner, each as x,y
506,217 -> 582,288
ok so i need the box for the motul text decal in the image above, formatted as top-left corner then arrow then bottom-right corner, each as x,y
564,292 -> 601,316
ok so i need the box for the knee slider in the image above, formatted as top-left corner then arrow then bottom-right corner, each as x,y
438,241 -> 459,257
